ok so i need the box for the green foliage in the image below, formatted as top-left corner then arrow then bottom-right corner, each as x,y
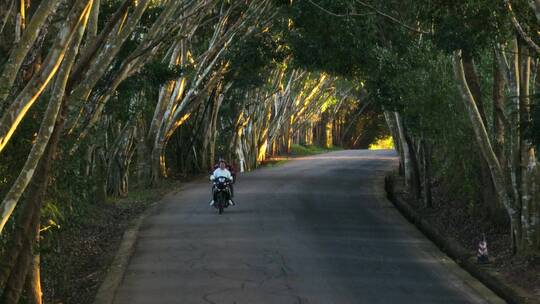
279,0 -> 376,77
420,0 -> 511,55
290,144 -> 341,156
273,0 -> 500,205
108,61 -> 183,122
224,27 -> 289,90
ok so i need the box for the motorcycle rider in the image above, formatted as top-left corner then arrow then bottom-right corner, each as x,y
212,157 -> 236,197
210,160 -> 235,206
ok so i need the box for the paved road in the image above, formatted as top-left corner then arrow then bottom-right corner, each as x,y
114,150 -> 503,304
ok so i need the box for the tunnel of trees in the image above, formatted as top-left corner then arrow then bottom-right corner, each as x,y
0,0 -> 539,302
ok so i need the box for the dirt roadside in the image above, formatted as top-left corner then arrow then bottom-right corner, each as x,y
41,179 -> 187,304
385,174 -> 539,304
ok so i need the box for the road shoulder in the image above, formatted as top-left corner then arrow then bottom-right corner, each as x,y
385,174 -> 539,304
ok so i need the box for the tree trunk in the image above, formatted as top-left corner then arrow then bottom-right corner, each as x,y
394,112 -> 420,198
453,50 -> 520,251
493,50 -> 506,167
421,138 -> 433,208
384,111 -> 403,174
517,39 -> 538,252
0,12 -> 87,233
0,109 -> 60,302
0,0 -> 91,153
0,0 -> 62,102
405,131 -> 421,200
489,51 -> 509,223
462,53 -> 499,217
24,224 -> 42,304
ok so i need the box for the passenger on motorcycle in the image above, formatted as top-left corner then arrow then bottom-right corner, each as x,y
209,160 -> 235,206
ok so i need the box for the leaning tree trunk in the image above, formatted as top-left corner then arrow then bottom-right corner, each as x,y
0,6 -> 91,297
0,5 -> 89,234
453,49 -> 522,252
0,0 -> 91,154
0,0 -> 63,102
462,53 -> 499,217
517,39 -> 539,252
493,50 -> 506,169
420,137 -> 433,208
0,92 -> 67,302
394,112 -> 420,198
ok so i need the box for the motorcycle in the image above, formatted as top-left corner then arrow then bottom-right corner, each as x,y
212,176 -> 232,214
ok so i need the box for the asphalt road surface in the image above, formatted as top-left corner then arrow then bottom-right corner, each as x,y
114,150 -> 504,304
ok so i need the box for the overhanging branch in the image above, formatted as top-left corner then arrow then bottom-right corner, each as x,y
305,0 -> 429,35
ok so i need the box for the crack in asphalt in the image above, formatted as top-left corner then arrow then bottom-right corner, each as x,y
201,288 -> 237,304
113,150 -> 501,304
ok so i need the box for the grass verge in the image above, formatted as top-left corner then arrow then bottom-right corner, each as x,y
289,144 -> 342,156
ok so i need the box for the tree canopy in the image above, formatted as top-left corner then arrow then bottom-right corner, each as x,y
1,0 -> 540,302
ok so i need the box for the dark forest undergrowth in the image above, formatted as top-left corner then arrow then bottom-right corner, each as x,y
40,179 -> 183,304
395,177 -> 540,299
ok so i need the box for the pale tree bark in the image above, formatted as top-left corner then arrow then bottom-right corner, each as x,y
504,0 -> 540,55
0,2 -> 90,234
383,111 -> 401,160
207,82 -> 232,168
68,0 -> 133,86
493,50 -> 506,168
66,0 -> 151,122
0,0 -> 16,36
87,0 -> 100,38
201,86 -> 221,169
0,0 -> 62,102
462,53 -> 499,215
1,124 -> 59,303
266,70 -> 301,146
517,40 -> 539,251
233,110 -> 249,172
0,4 -> 88,299
394,112 -> 414,193
106,123 -> 137,197
0,0 -> 92,154
68,0 -> 212,148
284,75 -> 332,153
145,3 -> 230,182
234,69 -> 339,166
453,49 -> 520,248
0,86 -> 68,301
147,1 -> 270,182
531,0 -> 540,22
146,39 -> 186,183
163,0 -> 271,138
489,49 -> 511,222
156,0 -> 273,173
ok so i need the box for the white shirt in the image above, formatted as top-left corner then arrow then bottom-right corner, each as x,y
212,168 -> 233,181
